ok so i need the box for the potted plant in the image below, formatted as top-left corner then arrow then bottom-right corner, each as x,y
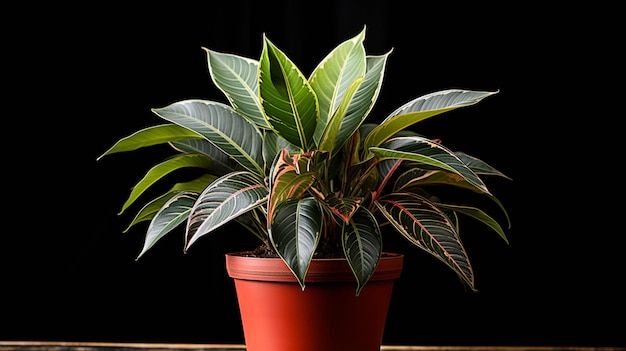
98,26 -> 511,351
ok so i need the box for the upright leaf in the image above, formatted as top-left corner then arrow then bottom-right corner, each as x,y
205,49 -> 270,128
259,35 -> 318,150
309,27 -> 366,144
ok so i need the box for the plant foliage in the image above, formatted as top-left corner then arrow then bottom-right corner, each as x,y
98,27 -> 511,295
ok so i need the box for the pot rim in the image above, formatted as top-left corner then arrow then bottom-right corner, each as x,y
225,251 -> 403,282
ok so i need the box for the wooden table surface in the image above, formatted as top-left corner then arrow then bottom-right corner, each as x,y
0,342 -> 624,351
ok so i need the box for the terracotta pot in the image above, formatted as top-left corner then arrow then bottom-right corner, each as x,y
225,251 -> 404,351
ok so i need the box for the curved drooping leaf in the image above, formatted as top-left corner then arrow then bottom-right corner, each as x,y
123,174 -> 216,232
137,191 -> 199,260
119,153 -> 213,214
455,151 -> 512,179
185,171 -> 268,250
364,89 -> 498,150
393,168 -> 511,231
370,136 -> 489,195
342,207 -> 382,295
205,48 -> 270,129
97,124 -> 203,160
170,138 -> 240,174
259,35 -> 318,150
375,192 -> 475,290
435,202 -> 509,244
152,99 -> 264,174
269,197 -> 323,289
309,27 -> 366,144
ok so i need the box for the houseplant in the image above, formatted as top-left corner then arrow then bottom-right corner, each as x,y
98,26 -> 510,350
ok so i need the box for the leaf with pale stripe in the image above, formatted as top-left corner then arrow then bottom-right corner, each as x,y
170,138 -> 240,174
370,136 -> 489,195
309,27 -> 366,144
185,171 -> 268,250
375,192 -> 475,290
269,197 -> 322,289
364,89 -> 498,150
328,53 -> 390,154
205,49 -> 270,128
259,35 -> 318,150
342,207 -> 382,295
124,173 -> 216,232
152,99 -> 264,174
137,191 -> 198,260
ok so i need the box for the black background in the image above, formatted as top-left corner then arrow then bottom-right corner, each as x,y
4,1 -> 623,348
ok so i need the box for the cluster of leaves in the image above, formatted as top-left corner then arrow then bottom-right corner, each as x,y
98,27 -> 510,295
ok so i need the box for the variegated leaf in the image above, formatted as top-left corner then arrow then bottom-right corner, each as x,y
204,49 -> 270,128
185,171 -> 268,250
364,89 -> 498,150
322,53 -> 390,156
370,136 -> 489,195
170,138 -> 240,174
267,149 -> 316,226
375,192 -> 475,290
269,197 -> 322,289
137,191 -> 199,259
319,192 -> 363,224
124,174 -> 216,231
152,100 -> 264,174
342,207 -> 382,295
309,27 -> 366,144
259,35 -> 318,150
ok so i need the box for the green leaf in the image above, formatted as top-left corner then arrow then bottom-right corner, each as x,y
205,48 -> 270,129
262,131 -> 300,172
185,171 -> 268,250
435,202 -> 509,244
124,174 -> 216,232
375,192 -> 475,291
97,124 -> 202,160
136,191 -> 198,260
309,27 -> 366,144
329,53 -> 390,153
259,35 -> 318,150
342,207 -> 382,295
269,197 -> 323,289
170,138 -> 240,174
364,89 -> 498,150
152,99 -> 264,174
119,153 -> 213,215
370,136 -> 490,195
455,151 -> 512,180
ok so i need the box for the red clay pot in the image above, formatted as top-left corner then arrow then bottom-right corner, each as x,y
225,251 -> 404,351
